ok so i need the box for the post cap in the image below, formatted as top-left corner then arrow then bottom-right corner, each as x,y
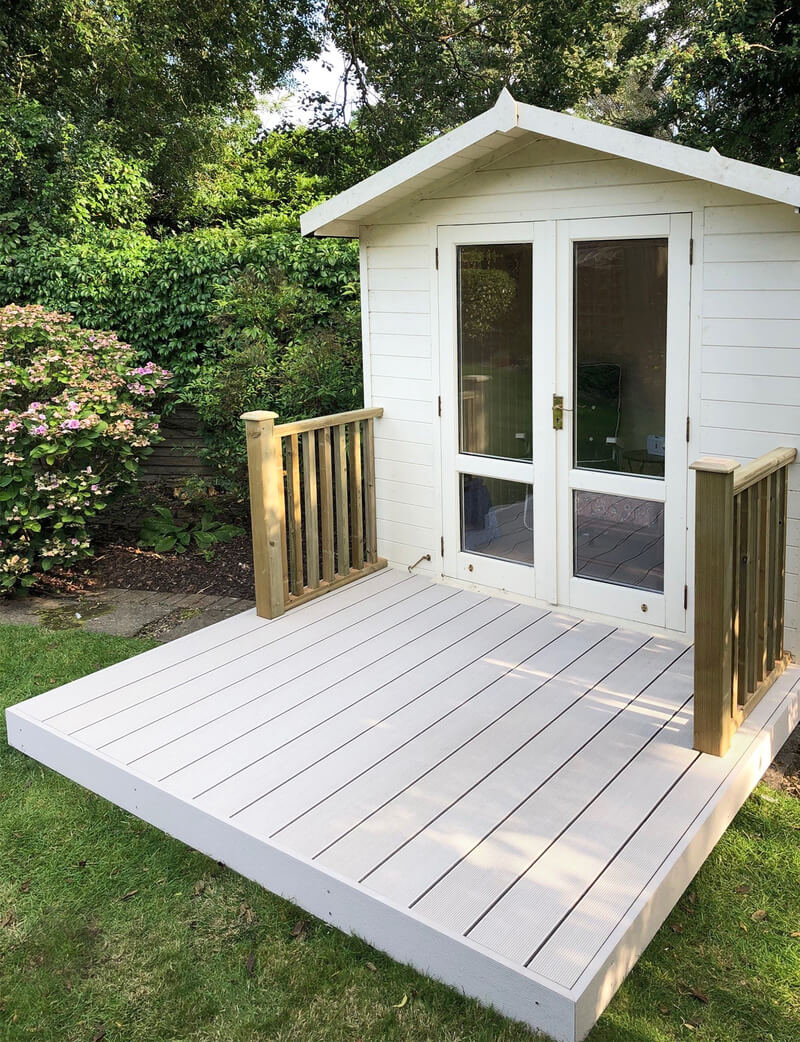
240,410 -> 279,423
689,456 -> 740,474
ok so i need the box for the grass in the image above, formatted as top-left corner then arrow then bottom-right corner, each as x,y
1,622 -> 799,1042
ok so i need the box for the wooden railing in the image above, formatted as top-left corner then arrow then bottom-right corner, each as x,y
241,407 -> 386,619
691,446 -> 796,755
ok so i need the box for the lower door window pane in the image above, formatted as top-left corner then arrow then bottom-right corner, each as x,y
574,491 -> 663,592
461,475 -> 533,565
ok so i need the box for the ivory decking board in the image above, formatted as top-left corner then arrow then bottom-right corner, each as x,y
266,612 -> 591,853
63,576 -> 445,742
161,596 -> 513,806
6,571 -> 799,1042
107,589 -> 504,774
344,626 -> 647,891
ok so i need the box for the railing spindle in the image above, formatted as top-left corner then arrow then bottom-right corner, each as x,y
318,427 -> 335,582
349,421 -> 364,570
285,433 -> 304,596
302,430 -> 320,590
364,418 -> 378,564
334,424 -> 350,575
731,492 -> 741,712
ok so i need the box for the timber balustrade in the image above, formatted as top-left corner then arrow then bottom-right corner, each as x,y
691,446 -> 796,756
241,407 -> 386,618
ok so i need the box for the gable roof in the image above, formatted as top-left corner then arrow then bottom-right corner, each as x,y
301,89 -> 800,237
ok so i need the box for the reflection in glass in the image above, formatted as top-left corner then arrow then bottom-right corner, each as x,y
461,474 -> 533,566
574,491 -> 664,592
458,244 -> 532,461
574,239 -> 667,477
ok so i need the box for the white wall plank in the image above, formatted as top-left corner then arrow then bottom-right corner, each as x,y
704,203 -> 800,235
702,346 -> 800,378
371,375 -> 432,402
702,317 -> 800,348
704,290 -> 800,321
367,245 -> 430,269
369,267 -> 431,292
704,232 -> 800,263
370,333 -> 431,358
371,355 -> 432,380
370,312 -> 430,336
700,373 -> 800,407
704,260 -> 800,291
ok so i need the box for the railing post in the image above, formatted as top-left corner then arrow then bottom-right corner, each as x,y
241,410 -> 285,620
690,456 -> 740,756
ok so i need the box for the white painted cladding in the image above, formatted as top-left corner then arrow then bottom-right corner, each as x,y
356,140 -> 800,652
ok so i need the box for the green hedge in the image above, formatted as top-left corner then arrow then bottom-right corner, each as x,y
0,217 -> 359,386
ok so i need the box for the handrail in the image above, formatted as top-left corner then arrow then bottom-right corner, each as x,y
274,406 -> 384,438
241,407 -> 386,618
733,446 -> 796,494
690,446 -> 796,755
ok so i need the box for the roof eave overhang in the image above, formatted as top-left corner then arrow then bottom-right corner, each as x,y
301,92 -> 800,238
300,89 -> 519,238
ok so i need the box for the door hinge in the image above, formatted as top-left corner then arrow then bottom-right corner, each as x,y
435,247 -> 439,270
437,394 -> 442,417
440,536 -> 444,556
689,238 -> 694,265
686,416 -> 690,443
684,584 -> 688,610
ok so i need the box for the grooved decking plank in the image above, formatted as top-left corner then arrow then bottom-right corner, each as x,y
320,625 -> 643,887
171,590 -> 492,810
238,610 -> 583,843
467,659 -> 696,962
154,593 -> 507,802
31,568 -> 406,726
409,640 -> 690,934
95,576 -> 433,763
68,578 -> 443,748
532,665 -> 800,990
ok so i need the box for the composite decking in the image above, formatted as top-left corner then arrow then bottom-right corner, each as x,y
6,568 -> 799,1041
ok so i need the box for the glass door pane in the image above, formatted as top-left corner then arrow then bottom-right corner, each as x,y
458,244 -> 533,461
574,239 -> 667,478
456,242 -> 534,567
571,236 -> 668,594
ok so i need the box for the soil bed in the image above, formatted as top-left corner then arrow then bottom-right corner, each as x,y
40,483 -> 255,600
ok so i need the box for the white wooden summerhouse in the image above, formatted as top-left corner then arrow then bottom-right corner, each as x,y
302,89 -> 800,649
7,93 -> 800,1042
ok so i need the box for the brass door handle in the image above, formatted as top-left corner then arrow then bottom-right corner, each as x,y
553,395 -> 564,430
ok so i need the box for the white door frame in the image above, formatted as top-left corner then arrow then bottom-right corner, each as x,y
437,213 -> 691,632
438,222 -> 537,598
554,213 -> 692,630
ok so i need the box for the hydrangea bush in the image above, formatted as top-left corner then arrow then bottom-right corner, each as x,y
0,304 -> 170,589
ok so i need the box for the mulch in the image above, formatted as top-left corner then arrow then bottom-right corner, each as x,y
36,483 -> 256,601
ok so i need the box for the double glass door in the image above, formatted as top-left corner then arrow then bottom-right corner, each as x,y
438,215 -> 691,630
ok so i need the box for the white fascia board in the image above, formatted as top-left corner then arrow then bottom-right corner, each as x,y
301,90 -> 800,239
515,101 -> 800,209
300,90 -> 519,237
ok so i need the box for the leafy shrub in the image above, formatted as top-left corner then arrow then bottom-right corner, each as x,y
187,264 -> 362,493
0,304 -> 170,590
0,218 -> 361,388
138,504 -> 243,560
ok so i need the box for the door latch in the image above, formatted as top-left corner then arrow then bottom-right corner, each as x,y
552,395 -> 564,431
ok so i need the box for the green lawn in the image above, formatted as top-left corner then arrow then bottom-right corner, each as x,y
1,622 -> 798,1042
